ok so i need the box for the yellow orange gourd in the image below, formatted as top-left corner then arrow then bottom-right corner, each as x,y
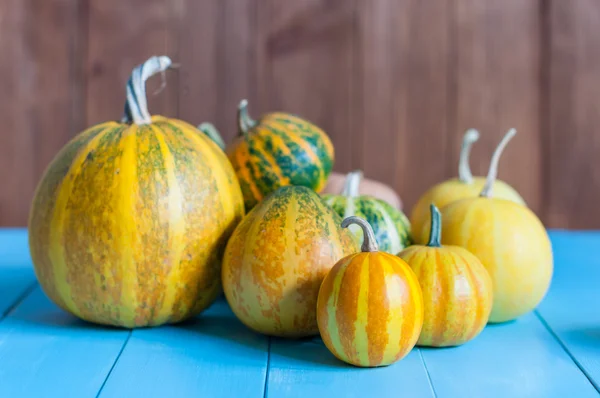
222,186 -> 358,338
398,204 -> 493,347
410,129 -> 526,243
28,56 -> 245,328
427,129 -> 553,323
317,216 -> 423,367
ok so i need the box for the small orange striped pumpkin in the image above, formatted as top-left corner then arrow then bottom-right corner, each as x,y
398,204 -> 493,347
317,216 -> 423,367
28,56 -> 245,328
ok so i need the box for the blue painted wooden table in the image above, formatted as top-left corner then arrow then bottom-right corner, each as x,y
1,229 -> 599,398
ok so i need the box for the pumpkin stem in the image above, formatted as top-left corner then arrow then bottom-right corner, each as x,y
238,99 -> 257,135
480,128 -> 517,198
426,204 -> 442,247
341,216 -> 378,252
122,55 -> 173,125
458,129 -> 480,183
198,122 -> 226,150
341,170 -> 363,197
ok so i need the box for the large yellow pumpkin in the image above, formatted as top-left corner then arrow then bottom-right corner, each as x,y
28,56 -> 245,328
222,185 -> 359,338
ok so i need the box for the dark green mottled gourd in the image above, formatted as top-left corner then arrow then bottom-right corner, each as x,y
219,100 -> 334,211
322,170 -> 411,253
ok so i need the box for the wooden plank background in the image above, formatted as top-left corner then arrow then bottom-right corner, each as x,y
0,0 -> 598,229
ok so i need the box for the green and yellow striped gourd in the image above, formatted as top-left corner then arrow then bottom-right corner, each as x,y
322,170 -> 411,254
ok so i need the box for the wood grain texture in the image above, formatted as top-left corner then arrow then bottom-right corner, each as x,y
546,0 -> 600,228
257,0 -> 357,172
391,0 -> 451,213
86,0 -> 178,126
178,0 -> 257,143
452,0 -> 543,214
2,0 -> 600,228
0,0 -> 85,226
98,299 -> 268,398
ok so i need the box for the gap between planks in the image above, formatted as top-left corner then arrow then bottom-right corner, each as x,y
418,349 -> 439,398
0,282 -> 37,321
263,337 -> 272,398
534,310 -> 600,394
95,331 -> 133,398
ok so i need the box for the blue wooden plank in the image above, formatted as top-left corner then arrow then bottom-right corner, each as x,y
536,230 -> 600,392
0,228 -> 31,267
98,299 -> 269,398
0,266 -> 35,318
0,229 -> 36,319
418,230 -> 599,398
0,287 -> 130,398
266,338 -> 435,398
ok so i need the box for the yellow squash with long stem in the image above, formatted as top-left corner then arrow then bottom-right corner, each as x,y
410,129 -> 525,243
398,205 -> 493,347
428,129 -> 553,323
317,216 -> 423,367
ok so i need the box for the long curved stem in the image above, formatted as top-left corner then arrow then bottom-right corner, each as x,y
122,55 -> 173,125
458,129 -> 480,183
237,99 -> 257,135
198,122 -> 226,150
426,204 -> 442,247
341,216 -> 378,252
480,128 -> 517,198
341,170 -> 363,197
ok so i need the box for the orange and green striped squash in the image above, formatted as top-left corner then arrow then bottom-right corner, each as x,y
398,204 -> 493,347
317,216 -> 423,367
28,56 -> 245,328
225,100 -> 334,210
222,185 -> 358,338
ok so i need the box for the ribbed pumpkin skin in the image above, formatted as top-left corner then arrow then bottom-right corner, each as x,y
410,177 -> 526,244
28,116 -> 245,328
222,186 -> 358,338
322,194 -> 411,254
433,198 -> 553,323
398,245 -> 493,346
227,113 -> 334,210
317,252 -> 423,367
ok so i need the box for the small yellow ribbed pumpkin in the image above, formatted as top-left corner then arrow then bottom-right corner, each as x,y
424,129 -> 553,323
410,129 -> 525,243
317,216 -> 423,367
28,56 -> 245,328
398,204 -> 493,347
